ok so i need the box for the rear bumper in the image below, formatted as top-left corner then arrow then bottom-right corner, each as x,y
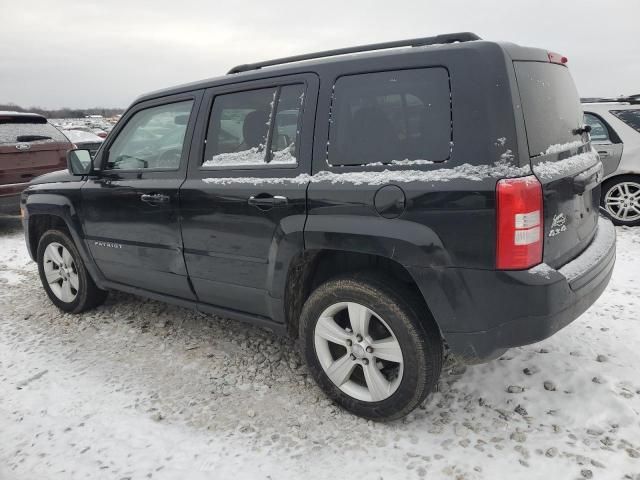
409,216 -> 616,363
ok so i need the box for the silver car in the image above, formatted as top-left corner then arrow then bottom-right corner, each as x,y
583,96 -> 640,226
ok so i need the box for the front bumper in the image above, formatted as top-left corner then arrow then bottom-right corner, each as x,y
410,216 -> 616,363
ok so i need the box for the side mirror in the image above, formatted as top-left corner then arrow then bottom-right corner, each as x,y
67,149 -> 93,175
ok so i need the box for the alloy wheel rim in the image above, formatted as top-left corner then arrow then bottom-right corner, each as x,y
43,242 -> 79,303
314,302 -> 404,402
605,181 -> 640,222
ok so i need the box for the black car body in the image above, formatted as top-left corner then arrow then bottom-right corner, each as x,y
21,33 -> 616,419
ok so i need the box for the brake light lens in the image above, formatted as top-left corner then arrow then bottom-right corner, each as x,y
496,176 -> 543,270
548,51 -> 568,65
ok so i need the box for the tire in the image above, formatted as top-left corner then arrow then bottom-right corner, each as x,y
299,272 -> 443,421
37,229 -> 108,313
601,175 -> 640,226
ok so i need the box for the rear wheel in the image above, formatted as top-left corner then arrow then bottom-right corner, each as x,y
601,175 -> 640,226
37,229 -> 108,313
300,273 -> 443,421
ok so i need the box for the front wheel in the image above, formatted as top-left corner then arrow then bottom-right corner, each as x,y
37,229 -> 108,313
299,273 -> 443,421
601,175 -> 640,226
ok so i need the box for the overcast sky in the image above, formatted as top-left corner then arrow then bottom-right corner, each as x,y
1,0 -> 638,109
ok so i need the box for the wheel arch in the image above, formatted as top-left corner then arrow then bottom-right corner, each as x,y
283,248 -> 444,341
24,193 -> 104,287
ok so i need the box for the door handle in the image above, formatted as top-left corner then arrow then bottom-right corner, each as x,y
597,151 -> 610,158
248,195 -> 289,208
140,193 -> 170,204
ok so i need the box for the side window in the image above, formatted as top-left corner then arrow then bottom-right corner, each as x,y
611,109 -> 640,133
106,101 -> 193,170
328,68 -> 451,166
202,83 -> 305,168
584,113 -> 611,143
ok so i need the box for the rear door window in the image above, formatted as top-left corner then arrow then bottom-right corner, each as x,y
514,62 -> 583,156
327,68 -> 451,166
203,83 -> 305,168
610,109 -> 640,133
584,113 -> 611,143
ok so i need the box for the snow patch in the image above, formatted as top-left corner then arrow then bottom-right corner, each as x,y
203,160 -> 532,186
528,263 -> 555,279
541,140 -> 585,155
559,217 -> 616,282
202,146 -> 297,168
533,150 -> 599,180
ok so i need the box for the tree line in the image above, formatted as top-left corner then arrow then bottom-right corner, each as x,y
0,103 -> 124,119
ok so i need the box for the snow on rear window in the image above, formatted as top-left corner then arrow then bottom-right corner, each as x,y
0,122 -> 67,145
532,149 -> 599,180
541,140 -> 584,155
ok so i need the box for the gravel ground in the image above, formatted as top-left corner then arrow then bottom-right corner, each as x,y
1,215 -> 639,480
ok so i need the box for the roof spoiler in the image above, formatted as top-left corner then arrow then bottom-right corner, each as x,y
581,94 -> 640,105
227,32 -> 481,74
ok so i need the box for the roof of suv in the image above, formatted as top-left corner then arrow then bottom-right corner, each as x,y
0,111 -> 48,123
134,33 -> 551,105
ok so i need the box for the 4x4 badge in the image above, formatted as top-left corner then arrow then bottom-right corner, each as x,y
548,213 -> 567,237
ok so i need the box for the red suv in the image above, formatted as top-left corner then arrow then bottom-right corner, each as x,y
0,112 -> 73,214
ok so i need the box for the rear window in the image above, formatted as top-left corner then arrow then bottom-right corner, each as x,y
610,109 -> 640,133
328,67 -> 451,166
0,122 -> 68,145
514,62 -> 583,156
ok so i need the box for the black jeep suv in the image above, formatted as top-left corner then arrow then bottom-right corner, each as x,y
21,33 -> 616,420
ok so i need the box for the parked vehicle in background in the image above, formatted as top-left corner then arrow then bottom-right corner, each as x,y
0,112 -> 72,214
61,129 -> 104,158
583,95 -> 640,226
91,128 -> 108,139
22,33 -> 616,420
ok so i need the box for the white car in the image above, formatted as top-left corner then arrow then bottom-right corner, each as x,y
62,129 -> 104,158
583,95 -> 640,226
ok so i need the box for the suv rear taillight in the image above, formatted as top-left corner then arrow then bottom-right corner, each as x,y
496,175 -> 543,270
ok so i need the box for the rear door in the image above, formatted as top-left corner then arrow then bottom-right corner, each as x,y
179,74 -> 318,319
584,112 -> 623,177
514,61 -> 602,268
80,92 -> 202,298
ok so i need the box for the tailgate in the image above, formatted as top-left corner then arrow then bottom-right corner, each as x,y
0,122 -> 70,186
514,61 -> 602,268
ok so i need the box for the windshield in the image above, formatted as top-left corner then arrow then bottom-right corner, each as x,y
514,62 -> 583,156
0,122 -> 68,145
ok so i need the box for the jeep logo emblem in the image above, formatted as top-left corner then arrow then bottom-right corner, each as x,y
549,213 -> 567,237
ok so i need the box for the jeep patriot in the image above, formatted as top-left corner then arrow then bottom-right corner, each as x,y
21,32 -> 616,420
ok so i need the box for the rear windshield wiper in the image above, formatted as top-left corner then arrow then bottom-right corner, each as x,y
16,135 -> 52,143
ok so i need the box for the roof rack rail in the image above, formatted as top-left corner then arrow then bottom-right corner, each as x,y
227,32 -> 481,74
581,94 -> 640,105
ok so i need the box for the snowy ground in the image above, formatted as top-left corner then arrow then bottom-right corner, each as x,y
1,215 -> 639,480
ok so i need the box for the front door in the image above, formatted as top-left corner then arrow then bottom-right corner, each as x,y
180,74 -> 318,319
81,92 -> 202,299
584,112 -> 624,177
